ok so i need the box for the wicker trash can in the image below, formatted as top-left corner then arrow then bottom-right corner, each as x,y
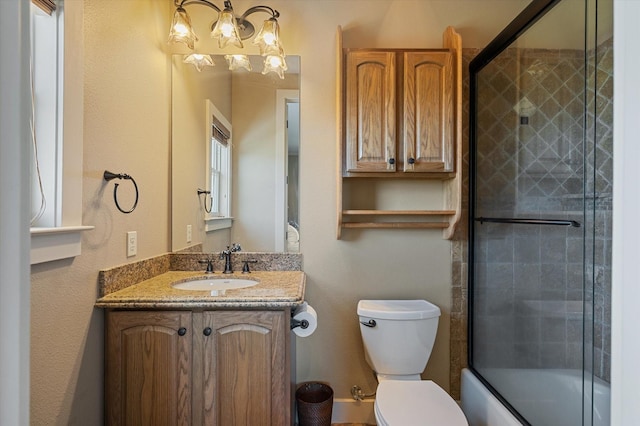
295,382 -> 333,426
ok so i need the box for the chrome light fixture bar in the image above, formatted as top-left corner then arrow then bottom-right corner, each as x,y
169,0 -> 287,77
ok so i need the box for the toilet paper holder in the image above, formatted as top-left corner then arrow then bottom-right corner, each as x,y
291,318 -> 309,330
291,302 -> 317,335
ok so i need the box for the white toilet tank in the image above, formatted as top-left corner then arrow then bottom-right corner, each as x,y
357,300 -> 441,379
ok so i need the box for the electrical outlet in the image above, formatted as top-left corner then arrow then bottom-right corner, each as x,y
187,225 -> 192,243
127,231 -> 137,257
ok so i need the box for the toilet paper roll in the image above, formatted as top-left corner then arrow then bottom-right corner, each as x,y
292,302 -> 318,337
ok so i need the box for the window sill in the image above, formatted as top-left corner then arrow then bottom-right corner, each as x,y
205,217 -> 233,232
30,225 -> 94,265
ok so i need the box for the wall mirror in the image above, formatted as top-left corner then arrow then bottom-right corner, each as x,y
171,54 -> 300,253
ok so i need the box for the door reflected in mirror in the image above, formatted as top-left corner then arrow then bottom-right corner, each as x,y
171,55 -> 300,253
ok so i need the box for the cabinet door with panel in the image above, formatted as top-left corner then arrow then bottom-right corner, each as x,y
345,50 -> 397,173
105,310 -> 192,426
403,51 -> 454,172
199,310 -> 289,426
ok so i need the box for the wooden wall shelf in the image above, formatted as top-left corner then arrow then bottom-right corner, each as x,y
342,222 -> 450,229
339,210 -> 456,235
342,209 -> 456,216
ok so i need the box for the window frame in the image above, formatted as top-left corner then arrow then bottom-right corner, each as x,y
29,0 -> 93,265
204,99 -> 232,232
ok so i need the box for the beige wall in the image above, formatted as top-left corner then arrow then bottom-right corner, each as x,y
29,0 -> 529,422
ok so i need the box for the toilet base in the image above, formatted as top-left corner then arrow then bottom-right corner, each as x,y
373,380 -> 468,426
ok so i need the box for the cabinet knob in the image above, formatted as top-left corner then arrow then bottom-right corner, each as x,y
203,327 -> 212,336
408,157 -> 416,164
178,327 -> 187,336
387,158 -> 396,171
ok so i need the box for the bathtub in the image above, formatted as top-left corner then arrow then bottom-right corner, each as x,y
461,368 -> 610,425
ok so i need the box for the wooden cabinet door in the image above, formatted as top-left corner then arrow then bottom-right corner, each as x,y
345,51 -> 397,172
105,310 -> 192,426
403,51 -> 454,172
200,311 -> 289,426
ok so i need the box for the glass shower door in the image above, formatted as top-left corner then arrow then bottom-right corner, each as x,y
469,0 -> 611,424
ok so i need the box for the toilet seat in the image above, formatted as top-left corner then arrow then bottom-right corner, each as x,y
374,380 -> 468,426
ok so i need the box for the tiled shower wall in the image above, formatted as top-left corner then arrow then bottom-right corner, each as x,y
449,39 -> 612,398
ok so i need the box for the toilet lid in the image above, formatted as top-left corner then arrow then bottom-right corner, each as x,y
375,380 -> 468,426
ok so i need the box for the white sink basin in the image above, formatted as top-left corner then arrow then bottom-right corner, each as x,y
172,277 -> 258,296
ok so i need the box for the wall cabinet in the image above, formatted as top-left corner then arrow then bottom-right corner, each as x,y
344,50 -> 454,174
105,309 -> 291,425
337,26 -> 463,238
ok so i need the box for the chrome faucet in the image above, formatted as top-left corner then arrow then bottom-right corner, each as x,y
220,243 -> 241,274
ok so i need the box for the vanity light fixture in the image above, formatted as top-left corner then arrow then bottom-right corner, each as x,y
262,54 -> 287,79
169,0 -> 288,78
225,54 -> 252,71
183,53 -> 215,71
169,6 -> 199,50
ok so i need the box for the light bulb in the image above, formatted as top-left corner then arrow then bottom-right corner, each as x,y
262,32 -> 276,45
173,23 -> 190,36
220,22 -> 235,38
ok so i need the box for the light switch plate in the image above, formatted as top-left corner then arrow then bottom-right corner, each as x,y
187,225 -> 192,243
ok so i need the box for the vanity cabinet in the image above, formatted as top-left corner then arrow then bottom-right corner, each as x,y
344,49 -> 454,174
106,309 -> 291,426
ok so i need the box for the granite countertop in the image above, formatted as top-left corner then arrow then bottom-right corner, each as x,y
95,270 -> 305,309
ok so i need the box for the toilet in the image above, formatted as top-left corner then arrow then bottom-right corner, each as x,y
357,299 -> 468,426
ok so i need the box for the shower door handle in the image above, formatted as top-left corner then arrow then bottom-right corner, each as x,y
475,217 -> 581,228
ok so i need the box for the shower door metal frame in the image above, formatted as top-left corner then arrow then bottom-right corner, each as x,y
467,0 -> 565,424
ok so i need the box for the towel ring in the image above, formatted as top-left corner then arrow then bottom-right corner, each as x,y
197,188 -> 213,213
104,170 -> 139,214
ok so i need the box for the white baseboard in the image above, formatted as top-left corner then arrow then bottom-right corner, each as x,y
331,398 -> 376,424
